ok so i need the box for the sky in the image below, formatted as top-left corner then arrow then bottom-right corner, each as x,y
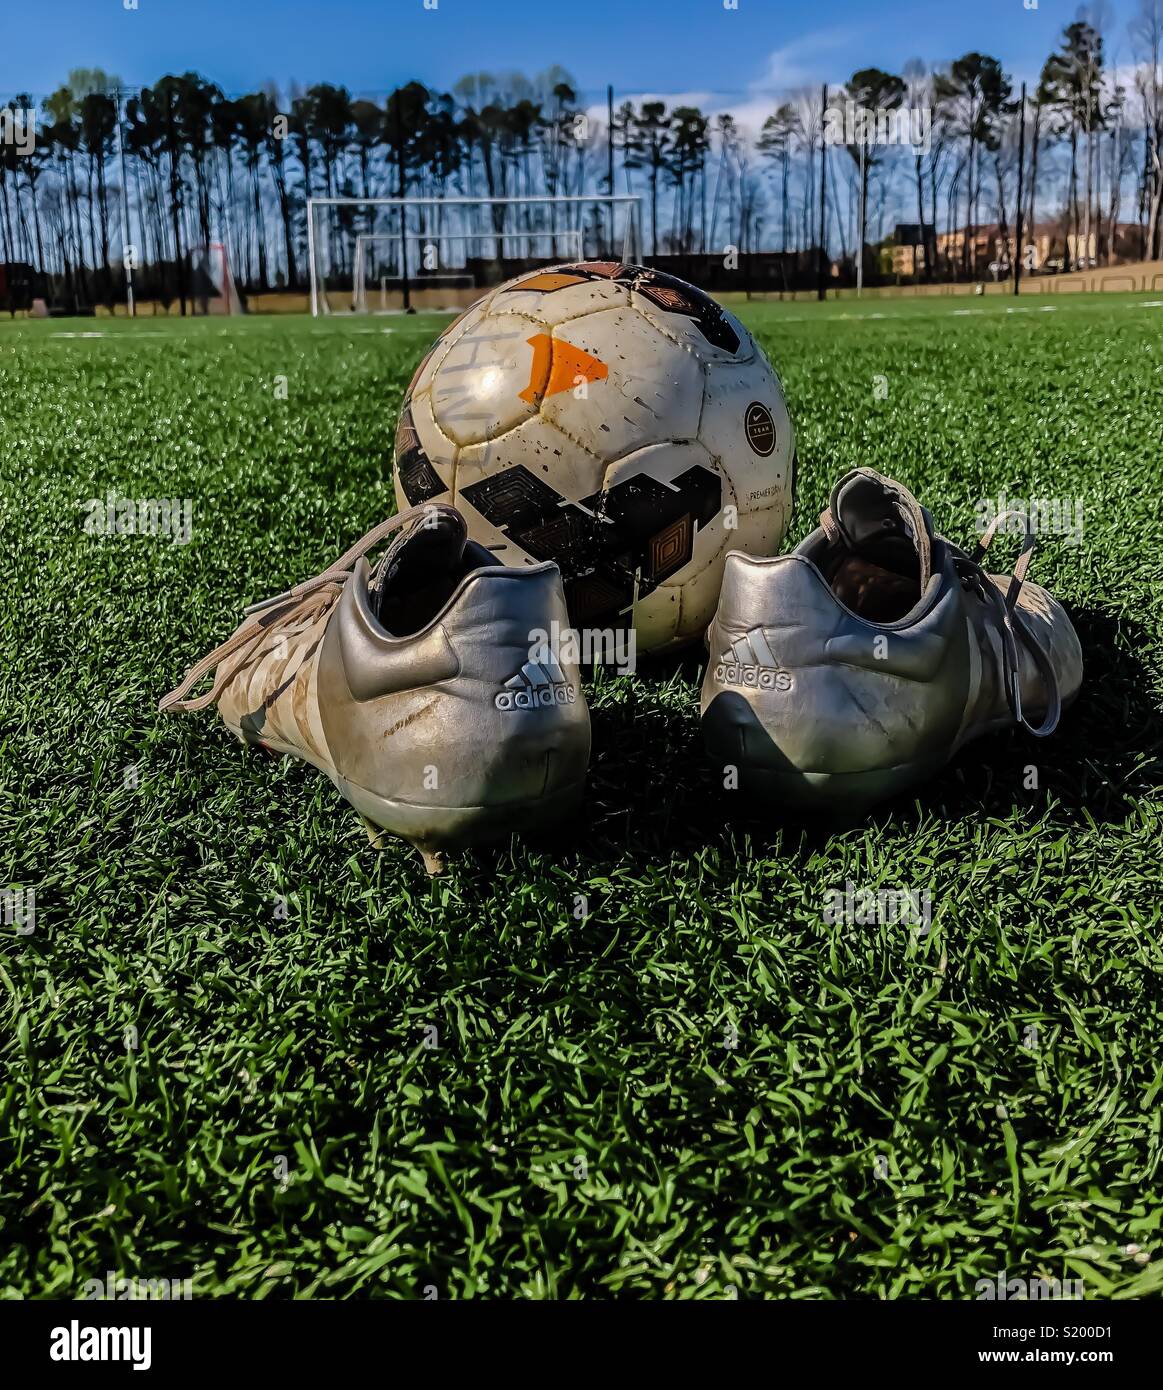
0,0 -> 1150,106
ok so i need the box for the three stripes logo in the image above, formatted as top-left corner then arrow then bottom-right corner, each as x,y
496,648 -> 578,712
715,629 -> 793,692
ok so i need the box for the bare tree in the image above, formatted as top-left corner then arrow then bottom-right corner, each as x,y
792,89 -> 821,256
903,58 -> 935,277
1132,0 -> 1163,257
758,104 -> 797,253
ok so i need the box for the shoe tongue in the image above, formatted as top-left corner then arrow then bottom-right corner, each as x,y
822,468 -> 934,592
372,506 -> 470,635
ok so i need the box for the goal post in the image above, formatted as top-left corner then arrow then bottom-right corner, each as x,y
307,194 -> 642,316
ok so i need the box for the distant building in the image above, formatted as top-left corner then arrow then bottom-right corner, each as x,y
890,224 -> 935,277
946,223 -> 1051,274
932,223 -> 1058,274
927,221 -> 1148,276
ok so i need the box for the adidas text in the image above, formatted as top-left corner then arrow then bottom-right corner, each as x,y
496,684 -> 577,712
715,662 -> 792,692
496,652 -> 577,712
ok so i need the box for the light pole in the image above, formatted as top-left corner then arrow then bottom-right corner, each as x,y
817,83 -> 828,301
1014,82 -> 1027,298
857,134 -> 866,297
113,86 -> 136,316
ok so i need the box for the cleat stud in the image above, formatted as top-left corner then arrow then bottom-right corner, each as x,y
361,815 -> 388,849
419,848 -> 447,876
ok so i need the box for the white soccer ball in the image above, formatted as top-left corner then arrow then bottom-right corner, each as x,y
393,262 -> 796,653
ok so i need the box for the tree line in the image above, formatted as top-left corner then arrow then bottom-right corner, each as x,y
0,1 -> 1160,311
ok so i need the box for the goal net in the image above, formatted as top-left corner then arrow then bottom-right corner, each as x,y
189,243 -> 243,315
308,195 -> 642,316
351,231 -> 582,313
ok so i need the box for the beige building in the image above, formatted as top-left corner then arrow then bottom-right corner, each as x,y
892,221 -> 1146,277
933,223 -> 1057,274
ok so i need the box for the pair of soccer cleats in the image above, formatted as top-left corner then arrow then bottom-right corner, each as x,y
160,469 -> 1081,870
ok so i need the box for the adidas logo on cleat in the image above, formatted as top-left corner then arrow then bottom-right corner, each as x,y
496,655 -> 578,712
716,662 -> 792,691
714,630 -> 793,692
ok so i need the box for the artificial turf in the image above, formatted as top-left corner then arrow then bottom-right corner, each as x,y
1,293 -> 1161,1299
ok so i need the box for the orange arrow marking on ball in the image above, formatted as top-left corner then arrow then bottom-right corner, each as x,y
518,333 -> 608,405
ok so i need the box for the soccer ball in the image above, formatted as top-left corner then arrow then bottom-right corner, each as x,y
392,262 -> 796,653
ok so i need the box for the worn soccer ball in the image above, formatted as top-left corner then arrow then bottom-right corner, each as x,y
392,262 -> 796,653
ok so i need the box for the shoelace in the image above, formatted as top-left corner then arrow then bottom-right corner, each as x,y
158,507 -> 425,715
953,508 -> 1061,738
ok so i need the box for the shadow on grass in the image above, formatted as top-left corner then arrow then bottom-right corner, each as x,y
919,603 -> 1163,828
496,602 -> 1163,877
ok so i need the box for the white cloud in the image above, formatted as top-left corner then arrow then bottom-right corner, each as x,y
751,27 -> 866,93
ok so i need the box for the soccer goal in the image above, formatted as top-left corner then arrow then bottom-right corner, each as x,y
189,243 -> 243,315
307,195 -> 642,316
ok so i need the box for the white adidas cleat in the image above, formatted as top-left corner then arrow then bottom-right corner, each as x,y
701,468 -> 1083,811
160,504 -> 591,872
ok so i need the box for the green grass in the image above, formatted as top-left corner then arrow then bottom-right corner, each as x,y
1,293 -> 1161,1300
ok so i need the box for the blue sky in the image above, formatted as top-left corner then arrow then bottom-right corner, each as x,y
1,0 -> 1147,101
